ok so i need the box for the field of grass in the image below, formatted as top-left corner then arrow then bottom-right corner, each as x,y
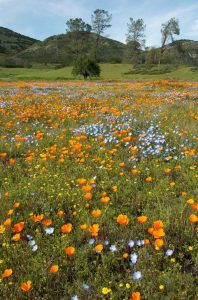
0,64 -> 198,81
0,80 -> 197,300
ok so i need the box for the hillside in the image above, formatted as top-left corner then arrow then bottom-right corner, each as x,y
0,27 -> 197,66
162,39 -> 198,65
15,32 -> 125,65
0,27 -> 40,64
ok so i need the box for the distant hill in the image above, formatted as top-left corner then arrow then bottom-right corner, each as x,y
15,32 -> 125,65
0,27 -> 40,64
0,27 -> 197,67
162,39 -> 198,65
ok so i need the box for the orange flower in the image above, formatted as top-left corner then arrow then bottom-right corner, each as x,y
112,185 -> 117,192
61,223 -> 73,234
12,233 -> 21,241
145,176 -> 153,182
42,219 -> 52,227
123,253 -> 129,259
65,246 -> 75,256
4,218 -> 11,226
148,227 -> 154,235
84,192 -> 92,200
12,222 -> 24,233
95,244 -> 103,252
137,215 -> 148,224
80,224 -> 87,231
57,210 -> 64,217
13,202 -> 20,208
2,268 -> 13,278
153,220 -> 164,230
82,185 -> 92,192
89,223 -> 99,237
9,158 -> 15,165
191,203 -> 198,211
144,239 -> 150,245
117,214 -> 129,226
189,214 -> 198,223
91,210 -> 102,218
164,168 -> 171,174
76,178 -> 86,185
31,214 -> 44,222
100,196 -> 110,204
131,169 -> 140,175
130,291 -> 141,300
119,162 -> 125,167
152,228 -> 165,239
154,239 -> 164,248
21,280 -> 32,292
7,209 -> 14,215
50,265 -> 59,273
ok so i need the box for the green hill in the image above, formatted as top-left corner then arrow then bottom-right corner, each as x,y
0,27 -> 40,65
0,27 -> 197,67
15,32 -> 125,65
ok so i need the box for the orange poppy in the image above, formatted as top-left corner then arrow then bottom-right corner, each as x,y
154,239 -> 164,248
50,265 -> 59,273
117,214 -> 129,226
89,223 -> 100,237
61,223 -> 73,234
65,246 -> 75,256
95,244 -> 103,252
91,210 -> 102,218
12,222 -> 24,233
21,280 -> 32,292
130,291 -> 141,300
137,215 -> 148,224
2,268 -> 13,278
189,214 -> 198,223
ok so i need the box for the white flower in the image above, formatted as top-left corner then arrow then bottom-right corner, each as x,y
44,227 -> 54,235
32,245 -> 38,252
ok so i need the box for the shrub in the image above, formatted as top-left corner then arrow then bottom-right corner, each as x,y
72,57 -> 100,79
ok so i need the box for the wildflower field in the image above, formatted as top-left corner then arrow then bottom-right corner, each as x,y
0,80 -> 197,300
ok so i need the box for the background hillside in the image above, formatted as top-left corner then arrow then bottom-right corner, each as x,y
0,27 -> 197,67
0,27 -> 40,65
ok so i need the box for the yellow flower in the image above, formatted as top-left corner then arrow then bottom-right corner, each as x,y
159,285 -> 164,290
126,283 -> 131,289
102,287 -> 111,295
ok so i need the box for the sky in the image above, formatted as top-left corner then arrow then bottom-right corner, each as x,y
0,0 -> 198,46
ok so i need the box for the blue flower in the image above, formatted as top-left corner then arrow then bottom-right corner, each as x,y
89,238 -> 95,245
128,240 -> 134,248
130,253 -> 138,264
165,249 -> 174,256
132,271 -> 142,280
82,283 -> 89,291
110,245 -> 117,252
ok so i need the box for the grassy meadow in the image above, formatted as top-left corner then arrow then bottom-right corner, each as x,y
0,64 -> 198,81
0,80 -> 197,300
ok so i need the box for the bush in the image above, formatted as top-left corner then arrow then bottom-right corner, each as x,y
72,57 -> 100,79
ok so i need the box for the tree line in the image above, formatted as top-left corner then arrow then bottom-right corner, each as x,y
66,9 -> 180,66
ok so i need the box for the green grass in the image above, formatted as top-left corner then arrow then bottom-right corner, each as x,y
0,64 -> 197,81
